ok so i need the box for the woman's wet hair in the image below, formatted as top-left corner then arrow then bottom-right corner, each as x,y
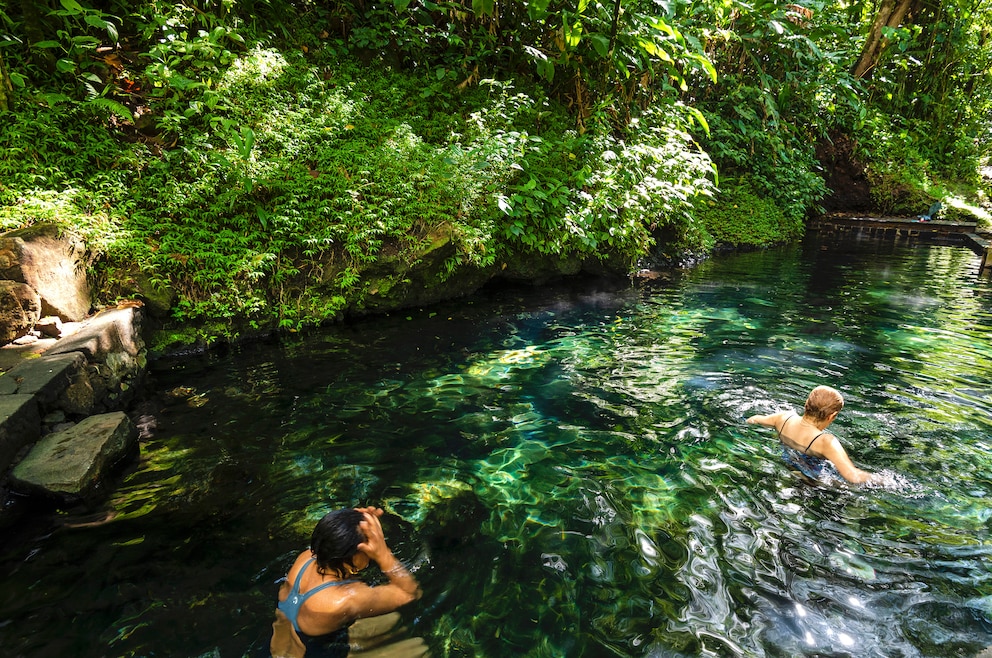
805,385 -> 844,422
310,509 -> 365,575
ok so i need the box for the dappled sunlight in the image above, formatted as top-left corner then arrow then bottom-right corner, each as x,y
216,47 -> 289,90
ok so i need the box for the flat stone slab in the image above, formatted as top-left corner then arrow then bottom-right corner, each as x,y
10,411 -> 137,505
46,306 -> 142,362
0,394 -> 39,475
0,352 -> 86,409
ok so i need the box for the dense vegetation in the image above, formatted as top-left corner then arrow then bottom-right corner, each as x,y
1,0 -> 990,343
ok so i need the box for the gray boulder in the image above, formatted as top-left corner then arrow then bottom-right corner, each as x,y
47,306 -> 144,361
0,223 -> 91,322
10,411 -> 138,505
0,280 -> 41,343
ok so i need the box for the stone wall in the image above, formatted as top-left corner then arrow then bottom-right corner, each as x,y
0,224 -> 144,521
0,305 -> 144,517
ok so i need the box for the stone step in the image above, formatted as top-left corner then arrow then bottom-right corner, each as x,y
0,306 -> 147,517
965,233 -> 992,273
0,394 -> 40,477
0,352 -> 86,410
9,411 -> 138,506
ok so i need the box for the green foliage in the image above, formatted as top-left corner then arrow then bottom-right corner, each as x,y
1,0 -> 990,343
0,104 -> 139,245
678,0 -> 854,225
461,81 -> 714,264
322,0 -> 716,132
856,0 -> 992,180
695,178 -> 804,247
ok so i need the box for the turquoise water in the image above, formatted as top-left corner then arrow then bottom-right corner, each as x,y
1,241 -> 991,657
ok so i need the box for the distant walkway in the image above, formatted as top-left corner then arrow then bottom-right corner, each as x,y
808,213 -> 991,273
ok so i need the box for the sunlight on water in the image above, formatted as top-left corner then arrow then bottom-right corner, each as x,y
1,242 -> 991,657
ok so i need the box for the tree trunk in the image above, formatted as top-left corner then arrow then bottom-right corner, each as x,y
852,0 -> 914,79
0,51 -> 12,112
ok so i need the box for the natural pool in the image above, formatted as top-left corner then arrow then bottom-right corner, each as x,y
1,240 -> 991,657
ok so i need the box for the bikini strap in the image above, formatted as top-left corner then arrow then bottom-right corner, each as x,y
290,557 -> 316,593
290,558 -> 355,601
777,413 -> 797,439
805,431 -> 827,454
300,578 -> 356,601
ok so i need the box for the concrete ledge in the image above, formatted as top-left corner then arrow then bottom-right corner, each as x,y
964,233 -> 992,273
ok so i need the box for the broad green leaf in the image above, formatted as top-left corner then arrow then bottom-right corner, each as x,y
685,106 -> 710,136
638,39 -> 672,63
564,19 -> 583,48
472,0 -> 495,16
394,0 -> 413,10
589,34 -> 610,57
528,0 -> 552,18
648,18 -> 677,39
59,0 -> 85,12
688,52 -> 717,83
34,41 -> 61,49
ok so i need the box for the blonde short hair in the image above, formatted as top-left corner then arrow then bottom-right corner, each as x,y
805,385 -> 844,422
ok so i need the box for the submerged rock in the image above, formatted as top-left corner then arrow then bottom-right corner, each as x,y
10,411 -> 138,505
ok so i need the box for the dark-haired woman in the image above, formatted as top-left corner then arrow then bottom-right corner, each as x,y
271,506 -> 421,658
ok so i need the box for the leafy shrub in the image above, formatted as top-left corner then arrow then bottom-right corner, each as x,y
463,82 -> 715,266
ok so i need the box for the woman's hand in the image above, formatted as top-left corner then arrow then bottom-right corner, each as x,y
356,508 -> 392,565
354,506 -> 385,520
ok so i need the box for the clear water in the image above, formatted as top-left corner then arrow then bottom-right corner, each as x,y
2,241 -> 991,658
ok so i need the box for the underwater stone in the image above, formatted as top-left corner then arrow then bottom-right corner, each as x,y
10,411 -> 138,505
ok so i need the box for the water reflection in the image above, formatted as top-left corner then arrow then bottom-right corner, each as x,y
1,242 -> 991,657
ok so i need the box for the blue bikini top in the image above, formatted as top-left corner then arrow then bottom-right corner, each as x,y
277,558 -> 354,632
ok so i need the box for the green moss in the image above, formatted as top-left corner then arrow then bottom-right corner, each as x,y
695,179 -> 804,247
147,323 -> 234,358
